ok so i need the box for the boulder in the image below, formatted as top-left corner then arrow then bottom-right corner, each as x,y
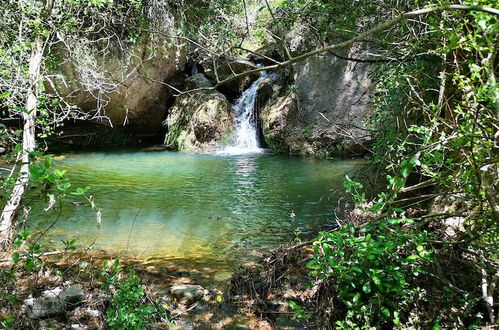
261,44 -> 373,157
23,285 -> 85,319
61,286 -> 85,305
256,79 -> 274,105
46,32 -> 186,135
248,43 -> 283,65
164,90 -> 233,152
170,284 -> 205,305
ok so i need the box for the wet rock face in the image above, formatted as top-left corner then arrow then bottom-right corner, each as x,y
256,79 -> 274,105
261,45 -> 373,157
164,76 -> 233,152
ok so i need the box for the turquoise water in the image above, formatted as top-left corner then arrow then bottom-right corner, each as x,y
26,150 -> 365,267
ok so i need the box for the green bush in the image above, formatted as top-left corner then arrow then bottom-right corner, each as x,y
104,271 -> 164,329
307,220 -> 433,328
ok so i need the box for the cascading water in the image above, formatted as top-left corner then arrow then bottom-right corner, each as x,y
218,72 -> 274,155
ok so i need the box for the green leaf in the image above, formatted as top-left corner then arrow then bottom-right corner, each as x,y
362,282 -> 371,293
70,186 -> 91,196
11,252 -> 20,264
432,318 -> 443,330
29,164 -> 46,178
45,174 -> 56,183
352,266 -> 363,273
0,91 -> 11,99
365,233 -> 372,242
44,156 -> 52,169
56,182 -> 71,191
25,258 -> 35,271
53,169 -> 67,178
400,157 -> 415,178
306,259 -> 320,270
13,144 -> 22,153
15,106 -> 33,114
372,275 -> 381,286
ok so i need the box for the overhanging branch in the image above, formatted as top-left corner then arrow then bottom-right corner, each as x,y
178,4 -> 499,95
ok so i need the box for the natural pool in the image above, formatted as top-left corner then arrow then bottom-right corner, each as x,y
25,150 -> 366,269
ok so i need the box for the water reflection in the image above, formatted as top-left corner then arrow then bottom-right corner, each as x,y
232,155 -> 260,218
26,151 -> 367,268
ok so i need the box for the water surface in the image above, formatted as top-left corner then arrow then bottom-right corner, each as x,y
27,151 -> 365,268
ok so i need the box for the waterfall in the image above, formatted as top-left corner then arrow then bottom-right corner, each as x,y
219,72 -> 274,155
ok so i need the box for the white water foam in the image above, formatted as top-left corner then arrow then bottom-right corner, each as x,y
218,72 -> 274,155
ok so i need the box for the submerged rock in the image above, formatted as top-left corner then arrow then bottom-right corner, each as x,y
23,285 -> 85,319
170,284 -> 205,305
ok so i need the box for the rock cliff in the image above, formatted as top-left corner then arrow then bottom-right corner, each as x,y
48,34 -> 186,136
261,45 -> 373,157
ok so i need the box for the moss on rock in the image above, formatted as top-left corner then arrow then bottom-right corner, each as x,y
164,88 -> 233,152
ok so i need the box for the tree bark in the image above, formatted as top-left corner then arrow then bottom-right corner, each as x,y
0,0 -> 53,249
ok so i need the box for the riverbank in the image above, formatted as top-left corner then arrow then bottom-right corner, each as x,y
3,201 -> 487,330
0,237 -> 304,329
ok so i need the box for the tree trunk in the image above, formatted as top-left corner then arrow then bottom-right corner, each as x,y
0,0 -> 53,249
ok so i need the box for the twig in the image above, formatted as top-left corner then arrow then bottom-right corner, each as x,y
399,180 -> 435,193
126,194 -> 148,251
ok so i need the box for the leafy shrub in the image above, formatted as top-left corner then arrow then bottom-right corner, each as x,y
103,266 -> 170,329
307,220 -> 433,328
